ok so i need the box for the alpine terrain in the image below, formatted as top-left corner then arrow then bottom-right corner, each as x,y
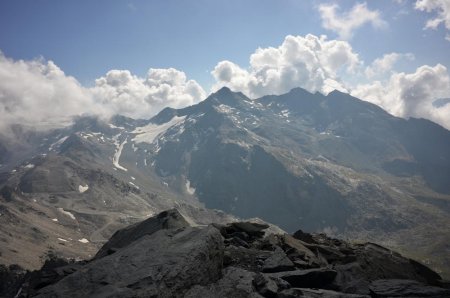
1,87 -> 450,283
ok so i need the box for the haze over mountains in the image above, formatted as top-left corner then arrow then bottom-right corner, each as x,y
1,87 -> 449,280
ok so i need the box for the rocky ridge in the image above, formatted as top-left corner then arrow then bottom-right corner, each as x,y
1,209 -> 449,297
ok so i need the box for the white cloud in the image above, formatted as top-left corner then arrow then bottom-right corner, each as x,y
92,68 -> 205,119
211,35 -> 450,130
365,52 -> 414,79
212,34 -> 360,98
0,52 -> 205,134
318,2 -> 387,40
415,0 -> 450,33
0,52 -> 100,133
1,31 -> 449,135
352,64 -> 450,129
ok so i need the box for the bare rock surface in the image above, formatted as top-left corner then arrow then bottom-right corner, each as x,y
2,209 -> 449,297
94,208 -> 190,259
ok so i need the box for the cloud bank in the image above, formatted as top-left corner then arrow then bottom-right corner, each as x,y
211,35 -> 450,130
212,34 -> 360,98
1,30 -> 449,133
0,52 -> 205,133
352,63 -> 450,128
91,68 -> 205,119
0,53 -> 98,132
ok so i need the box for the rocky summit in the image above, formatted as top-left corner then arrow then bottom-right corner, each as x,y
1,209 -> 449,298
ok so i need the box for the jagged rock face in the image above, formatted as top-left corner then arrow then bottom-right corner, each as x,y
4,210 -> 449,298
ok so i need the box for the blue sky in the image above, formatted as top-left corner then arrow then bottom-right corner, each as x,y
1,0 -> 448,86
0,0 -> 449,130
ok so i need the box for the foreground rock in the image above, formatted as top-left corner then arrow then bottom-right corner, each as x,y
94,208 -> 190,259
2,209 -> 450,297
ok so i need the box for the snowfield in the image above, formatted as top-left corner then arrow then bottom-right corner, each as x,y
132,116 -> 186,144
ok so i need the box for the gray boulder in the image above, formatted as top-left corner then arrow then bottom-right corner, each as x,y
35,226 -> 223,297
94,208 -> 190,259
262,246 -> 296,273
184,267 -> 263,298
5,209 -> 449,298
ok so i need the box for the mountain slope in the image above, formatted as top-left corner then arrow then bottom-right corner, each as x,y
127,87 -> 450,276
0,115 -> 235,270
1,86 -> 449,277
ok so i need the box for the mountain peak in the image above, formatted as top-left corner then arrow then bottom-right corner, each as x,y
215,86 -> 233,95
205,86 -> 250,106
327,89 -> 346,96
288,87 -> 313,96
214,86 -> 250,99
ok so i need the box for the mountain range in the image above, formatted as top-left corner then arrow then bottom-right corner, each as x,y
0,86 -> 449,278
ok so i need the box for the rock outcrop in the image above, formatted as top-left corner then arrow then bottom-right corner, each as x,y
3,209 -> 450,297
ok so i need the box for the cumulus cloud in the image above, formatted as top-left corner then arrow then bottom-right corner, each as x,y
364,52 -> 414,79
0,52 -> 205,133
318,2 -> 387,40
211,35 -> 450,130
352,64 -> 450,129
0,52 -> 99,133
1,30 -> 449,135
92,68 -> 205,119
212,34 -> 360,98
415,0 -> 450,32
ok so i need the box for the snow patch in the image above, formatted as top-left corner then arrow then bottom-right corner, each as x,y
57,238 -> 68,242
280,109 -> 290,118
78,238 -> 89,243
320,131 -> 342,138
52,218 -> 58,222
48,136 -> 68,151
131,176 -> 136,180
78,184 -> 89,193
129,181 -> 140,189
24,164 -> 35,169
132,116 -> 187,144
215,104 -> 234,114
57,208 -> 76,220
109,123 -> 125,130
113,138 -> 128,171
185,179 -> 196,195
